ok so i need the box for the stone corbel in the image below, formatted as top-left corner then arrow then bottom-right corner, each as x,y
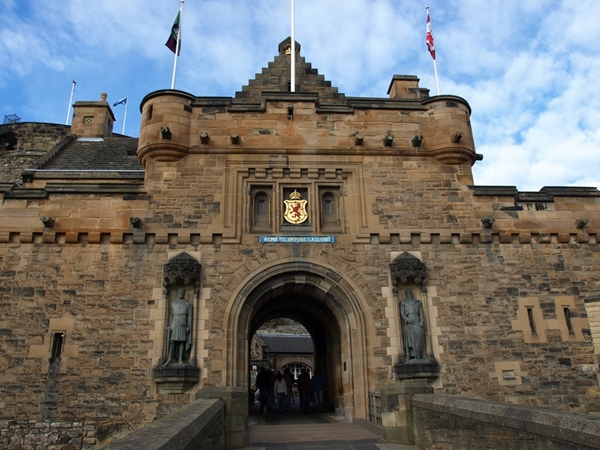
383,133 -> 394,147
130,217 -> 143,228
411,135 -> 423,147
451,131 -> 463,143
40,217 -> 55,228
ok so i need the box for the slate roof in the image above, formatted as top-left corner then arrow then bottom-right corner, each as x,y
257,334 -> 313,354
40,137 -> 143,171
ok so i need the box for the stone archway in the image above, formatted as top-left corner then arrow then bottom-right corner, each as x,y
224,258 -> 373,421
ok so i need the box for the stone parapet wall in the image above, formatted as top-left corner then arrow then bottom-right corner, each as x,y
0,123 -> 70,153
411,394 -> 600,449
0,396 -> 224,450
0,123 -> 70,184
138,91 -> 478,168
102,398 -> 224,450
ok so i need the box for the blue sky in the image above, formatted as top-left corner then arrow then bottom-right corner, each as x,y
1,0 -> 599,191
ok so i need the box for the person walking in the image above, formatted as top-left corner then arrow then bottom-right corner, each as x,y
274,372 -> 287,414
283,368 -> 293,408
268,370 -> 276,410
297,369 -> 311,413
310,371 -> 325,412
255,366 -> 270,415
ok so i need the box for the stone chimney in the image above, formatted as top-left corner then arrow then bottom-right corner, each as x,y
70,92 -> 115,138
388,75 -> 425,100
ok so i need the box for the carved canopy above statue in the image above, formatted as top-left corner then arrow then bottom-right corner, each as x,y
390,252 -> 427,285
164,252 -> 202,287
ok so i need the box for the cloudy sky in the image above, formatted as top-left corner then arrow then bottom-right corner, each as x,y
1,0 -> 599,191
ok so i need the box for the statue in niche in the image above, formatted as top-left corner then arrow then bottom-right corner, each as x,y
400,289 -> 426,361
163,287 -> 192,366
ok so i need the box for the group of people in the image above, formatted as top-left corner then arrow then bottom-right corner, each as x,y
254,366 -> 325,414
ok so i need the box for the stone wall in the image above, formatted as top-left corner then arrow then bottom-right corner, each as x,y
0,228 -> 597,416
1,58 -> 600,447
411,394 -> 600,449
0,151 -> 598,433
585,291 -> 600,388
0,419 -> 88,449
0,400 -> 225,450
103,398 -> 224,450
0,241 -> 196,446
0,123 -> 70,184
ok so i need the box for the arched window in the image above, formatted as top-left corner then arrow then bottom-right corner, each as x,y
252,190 -> 271,232
282,363 -> 312,380
321,191 -> 340,231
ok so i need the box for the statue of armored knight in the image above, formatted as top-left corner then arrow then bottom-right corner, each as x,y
163,288 -> 192,366
400,289 -> 426,362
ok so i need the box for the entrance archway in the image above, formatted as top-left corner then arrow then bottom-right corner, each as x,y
224,258 -> 372,420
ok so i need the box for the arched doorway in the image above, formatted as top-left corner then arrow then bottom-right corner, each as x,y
224,259 -> 372,421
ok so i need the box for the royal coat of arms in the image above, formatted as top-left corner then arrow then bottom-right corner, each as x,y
283,190 -> 308,224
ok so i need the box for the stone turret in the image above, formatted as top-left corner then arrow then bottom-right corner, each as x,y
70,92 -> 115,138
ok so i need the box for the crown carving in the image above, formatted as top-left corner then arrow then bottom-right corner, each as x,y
289,190 -> 302,200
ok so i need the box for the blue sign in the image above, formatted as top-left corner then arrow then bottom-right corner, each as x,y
259,236 -> 336,244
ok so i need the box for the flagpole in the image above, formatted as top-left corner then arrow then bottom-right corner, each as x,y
122,94 -> 128,135
426,6 -> 440,95
171,0 -> 184,90
433,59 -> 440,96
65,80 -> 76,125
290,0 -> 295,92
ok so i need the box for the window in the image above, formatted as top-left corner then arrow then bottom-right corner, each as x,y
564,307 -> 573,334
51,332 -> 64,359
320,189 -> 342,232
526,307 -> 536,335
251,188 -> 272,232
282,363 -> 312,380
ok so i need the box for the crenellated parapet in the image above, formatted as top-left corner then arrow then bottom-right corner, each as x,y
135,41 -> 479,169
0,230 -> 595,247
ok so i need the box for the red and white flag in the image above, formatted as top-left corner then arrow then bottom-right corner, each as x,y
426,10 -> 436,60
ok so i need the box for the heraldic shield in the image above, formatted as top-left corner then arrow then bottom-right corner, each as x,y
284,189 -> 308,224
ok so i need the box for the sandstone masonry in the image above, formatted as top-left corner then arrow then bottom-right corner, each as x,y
0,39 -> 598,448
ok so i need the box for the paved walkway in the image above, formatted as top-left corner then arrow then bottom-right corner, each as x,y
239,400 -> 418,450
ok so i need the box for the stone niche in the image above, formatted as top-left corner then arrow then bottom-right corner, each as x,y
389,252 -> 439,379
153,252 -> 202,394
